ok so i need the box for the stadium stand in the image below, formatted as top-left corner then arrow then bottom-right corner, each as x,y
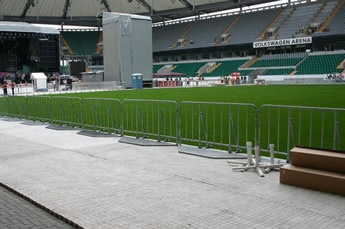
153,8 -> 280,51
315,0 -> 345,35
250,53 -> 306,68
61,30 -> 102,55
270,2 -> 341,39
201,59 -> 250,77
239,69 -> 254,76
171,62 -> 208,77
153,64 -> 165,74
311,1 -> 338,29
226,9 -> 280,45
152,1 -> 344,53
296,51 -> 345,74
152,22 -> 194,52
324,1 -> 345,35
56,0 -> 345,81
182,16 -> 238,49
153,49 -> 344,78
265,68 -> 295,75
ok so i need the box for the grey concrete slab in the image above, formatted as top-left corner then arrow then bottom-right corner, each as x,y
77,130 -> 119,138
21,120 -> 49,126
1,118 -> 23,122
179,145 -> 247,159
119,136 -> 177,146
46,125 -> 80,130
0,119 -> 345,229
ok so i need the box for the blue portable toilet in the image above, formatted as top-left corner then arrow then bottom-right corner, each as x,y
131,73 -> 143,89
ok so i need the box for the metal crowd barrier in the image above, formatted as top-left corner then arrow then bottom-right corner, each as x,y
0,97 -> 7,117
179,101 -> 257,153
259,104 -> 345,160
122,99 -> 178,143
5,96 -> 27,119
26,96 -> 52,123
51,97 -> 82,128
0,96 -> 344,159
82,98 -> 122,134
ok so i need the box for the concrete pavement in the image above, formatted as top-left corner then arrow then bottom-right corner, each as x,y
0,184 -> 75,229
0,118 -> 345,228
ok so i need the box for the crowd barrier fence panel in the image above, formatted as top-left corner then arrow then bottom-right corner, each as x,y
122,99 -> 178,144
26,96 -> 52,123
259,104 -> 345,161
0,96 -> 9,117
179,101 -> 258,153
51,97 -> 82,128
82,98 -> 122,134
6,96 -> 28,120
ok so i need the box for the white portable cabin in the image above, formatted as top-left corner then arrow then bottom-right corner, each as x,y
30,72 -> 48,92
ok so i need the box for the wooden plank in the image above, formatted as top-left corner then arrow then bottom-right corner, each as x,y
280,164 -> 345,196
290,147 -> 345,173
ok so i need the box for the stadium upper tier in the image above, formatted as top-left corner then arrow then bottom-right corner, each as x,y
60,0 -> 345,55
151,0 -> 344,52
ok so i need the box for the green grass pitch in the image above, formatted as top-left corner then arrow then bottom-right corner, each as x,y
55,84 -> 345,108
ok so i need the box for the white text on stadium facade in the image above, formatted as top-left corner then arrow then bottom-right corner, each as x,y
253,37 -> 312,48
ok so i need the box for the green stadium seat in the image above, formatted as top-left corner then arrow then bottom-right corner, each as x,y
61,31 -> 101,55
172,62 -> 207,77
201,59 -> 248,77
297,53 -> 345,74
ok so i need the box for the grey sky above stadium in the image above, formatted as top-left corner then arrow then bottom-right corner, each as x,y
0,0 -> 285,26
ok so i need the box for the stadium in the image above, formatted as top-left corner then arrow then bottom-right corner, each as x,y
0,0 -> 345,228
0,0 -> 344,87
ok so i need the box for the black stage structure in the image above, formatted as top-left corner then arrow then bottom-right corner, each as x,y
0,21 -> 59,82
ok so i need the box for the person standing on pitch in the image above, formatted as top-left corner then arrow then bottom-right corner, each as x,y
10,81 -> 15,95
2,81 -> 8,96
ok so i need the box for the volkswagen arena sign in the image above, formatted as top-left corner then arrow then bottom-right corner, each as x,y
253,37 -> 312,48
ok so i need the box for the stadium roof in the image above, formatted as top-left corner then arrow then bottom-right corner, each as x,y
0,21 -> 59,34
0,0 -> 283,27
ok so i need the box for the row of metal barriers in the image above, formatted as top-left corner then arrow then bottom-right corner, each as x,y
0,96 -> 344,160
